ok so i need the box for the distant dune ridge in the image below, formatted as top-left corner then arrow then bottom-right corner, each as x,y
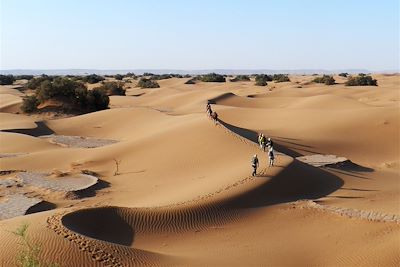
0,74 -> 399,266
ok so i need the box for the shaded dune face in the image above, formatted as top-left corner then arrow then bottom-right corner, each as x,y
62,207 -> 135,246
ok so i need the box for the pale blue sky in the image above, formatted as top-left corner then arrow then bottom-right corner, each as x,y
1,0 -> 399,70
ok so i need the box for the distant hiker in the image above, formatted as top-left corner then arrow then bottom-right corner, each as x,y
260,134 -> 267,152
258,133 -> 262,148
206,103 -> 212,116
268,147 -> 275,167
266,137 -> 274,149
212,111 -> 218,124
251,154 -> 259,176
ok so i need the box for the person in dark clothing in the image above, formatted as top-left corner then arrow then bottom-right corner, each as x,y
251,154 -> 259,176
268,148 -> 275,167
267,137 -> 274,149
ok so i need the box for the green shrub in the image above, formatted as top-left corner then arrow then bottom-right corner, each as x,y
345,75 -> 377,86
198,73 -> 225,82
15,75 -> 34,80
36,77 -> 85,102
254,74 -> 271,86
0,74 -> 15,85
137,78 -> 160,88
26,76 -> 52,89
21,95 -> 39,113
114,74 -> 123,80
22,77 -> 109,113
151,74 -> 172,80
94,82 -> 126,96
185,78 -> 197,84
272,74 -> 290,82
338,72 -> 348,77
87,88 -> 109,111
81,74 -> 104,84
312,75 -> 335,85
230,75 -> 250,82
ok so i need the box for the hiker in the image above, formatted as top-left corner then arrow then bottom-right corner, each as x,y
260,134 -> 267,152
212,111 -> 218,124
268,147 -> 275,167
266,137 -> 274,149
251,154 -> 259,176
206,103 -> 212,117
258,133 -> 263,148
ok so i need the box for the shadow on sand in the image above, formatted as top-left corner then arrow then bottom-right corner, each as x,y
2,121 -> 54,137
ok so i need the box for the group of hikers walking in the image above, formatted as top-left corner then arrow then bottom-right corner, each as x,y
205,102 -> 274,177
206,102 -> 218,124
252,133 -> 275,176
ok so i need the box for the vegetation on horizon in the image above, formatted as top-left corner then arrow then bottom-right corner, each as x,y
0,74 -> 16,85
93,81 -> 126,96
198,73 -> 226,82
254,74 -> 272,86
230,75 -> 250,82
272,74 -> 290,82
136,78 -> 160,88
312,75 -> 335,85
21,77 -> 109,113
345,74 -> 377,86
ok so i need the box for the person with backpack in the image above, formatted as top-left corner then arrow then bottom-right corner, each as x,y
267,137 -> 274,149
260,134 -> 267,151
251,154 -> 259,176
268,147 -> 275,167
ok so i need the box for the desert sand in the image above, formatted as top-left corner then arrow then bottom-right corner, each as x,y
0,74 -> 399,266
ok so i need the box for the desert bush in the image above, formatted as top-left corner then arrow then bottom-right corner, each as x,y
22,77 -> 109,113
26,76 -> 53,89
254,74 -> 272,86
21,95 -> 39,113
272,74 -> 290,82
151,74 -> 172,80
198,73 -> 225,82
312,75 -> 335,85
230,75 -> 250,82
345,75 -> 377,86
143,72 -> 154,76
36,77 -> 85,102
81,74 -> 104,84
14,75 -> 34,81
137,78 -> 160,88
185,78 -> 197,84
94,82 -> 126,96
112,74 -> 123,80
87,88 -> 109,111
0,74 -> 15,85
338,72 -> 348,77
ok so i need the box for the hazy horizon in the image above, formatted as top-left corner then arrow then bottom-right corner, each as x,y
1,0 -> 399,71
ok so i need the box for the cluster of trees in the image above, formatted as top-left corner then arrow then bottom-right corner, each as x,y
0,75 -> 15,85
26,75 -> 55,89
345,74 -> 377,86
230,75 -> 250,82
94,81 -> 126,96
272,74 -> 290,82
0,74 -> 36,85
254,74 -> 271,86
198,73 -> 226,82
312,75 -> 335,85
81,74 -> 105,84
137,78 -> 160,88
338,73 -> 349,77
21,77 -> 110,113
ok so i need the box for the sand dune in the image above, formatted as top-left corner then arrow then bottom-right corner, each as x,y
0,75 -> 399,266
